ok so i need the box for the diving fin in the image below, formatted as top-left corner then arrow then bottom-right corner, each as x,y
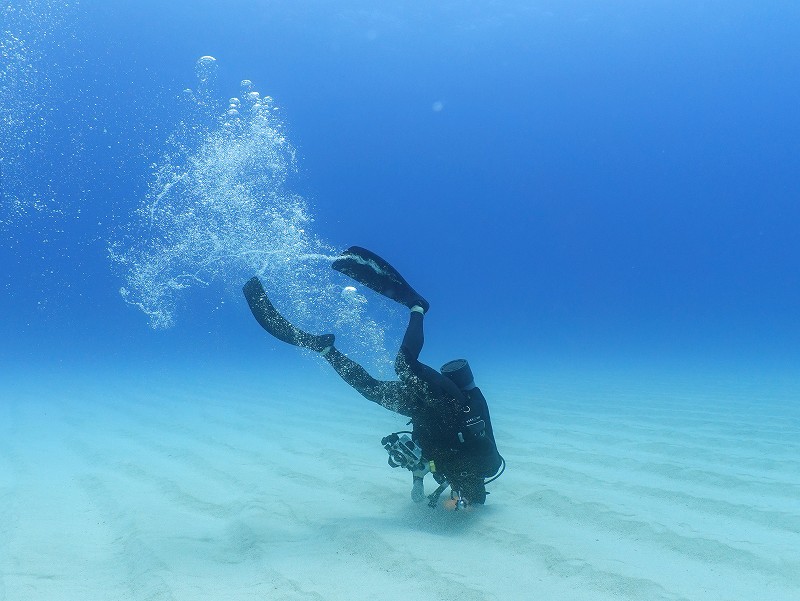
242,277 -> 334,352
332,246 -> 429,312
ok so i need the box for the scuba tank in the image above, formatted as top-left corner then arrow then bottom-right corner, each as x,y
441,359 -> 491,443
440,359 -> 503,478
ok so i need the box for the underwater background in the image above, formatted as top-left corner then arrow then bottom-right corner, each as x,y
1,2 -> 799,600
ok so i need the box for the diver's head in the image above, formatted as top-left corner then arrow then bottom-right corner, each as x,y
449,475 -> 487,507
440,359 -> 476,391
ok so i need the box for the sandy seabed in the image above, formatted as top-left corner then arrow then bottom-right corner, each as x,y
1,363 -> 798,601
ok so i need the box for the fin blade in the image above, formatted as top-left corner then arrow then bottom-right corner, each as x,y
332,246 -> 428,312
242,277 -> 333,351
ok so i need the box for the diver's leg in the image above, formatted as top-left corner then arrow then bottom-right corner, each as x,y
394,309 -> 465,402
322,346 -> 412,416
399,308 -> 425,361
324,345 -> 426,503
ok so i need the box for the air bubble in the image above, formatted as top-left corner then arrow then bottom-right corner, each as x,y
195,56 -> 217,82
0,1 -> 78,211
113,61 -> 395,373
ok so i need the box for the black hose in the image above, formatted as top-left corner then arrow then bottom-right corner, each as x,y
484,455 -> 506,484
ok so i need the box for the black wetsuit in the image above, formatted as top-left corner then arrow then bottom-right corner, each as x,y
323,311 -> 501,503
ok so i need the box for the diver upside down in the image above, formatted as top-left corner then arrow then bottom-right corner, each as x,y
242,246 -> 504,508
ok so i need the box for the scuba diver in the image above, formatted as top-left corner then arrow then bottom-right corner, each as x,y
242,246 -> 504,509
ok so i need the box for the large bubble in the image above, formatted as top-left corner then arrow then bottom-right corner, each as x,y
111,58 -> 396,371
195,55 -> 217,80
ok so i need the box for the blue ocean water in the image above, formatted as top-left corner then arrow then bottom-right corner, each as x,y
1,2 -> 799,599
2,1 -> 799,378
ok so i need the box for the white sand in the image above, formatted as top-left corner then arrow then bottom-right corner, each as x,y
1,363 -> 798,601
